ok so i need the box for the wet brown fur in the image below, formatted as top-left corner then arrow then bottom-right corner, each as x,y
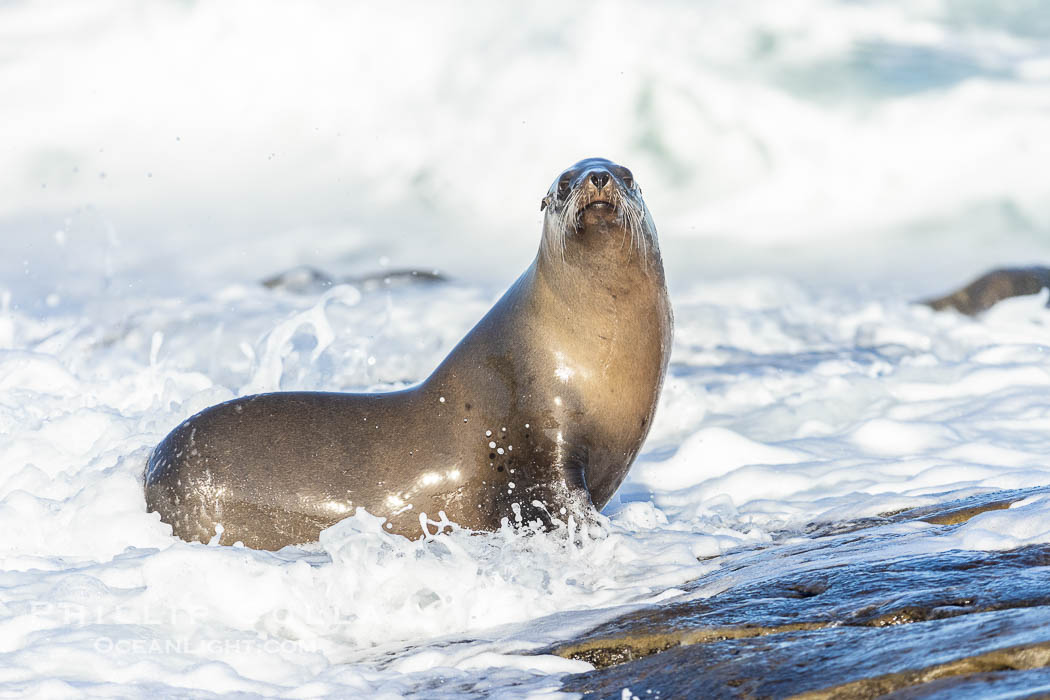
145,158 -> 673,549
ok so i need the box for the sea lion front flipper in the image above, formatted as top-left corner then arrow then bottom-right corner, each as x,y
557,444 -> 603,530
560,444 -> 590,494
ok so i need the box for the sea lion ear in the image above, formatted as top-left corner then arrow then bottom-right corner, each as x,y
540,195 -> 550,212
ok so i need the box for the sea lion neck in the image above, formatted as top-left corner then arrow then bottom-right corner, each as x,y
536,223 -> 665,301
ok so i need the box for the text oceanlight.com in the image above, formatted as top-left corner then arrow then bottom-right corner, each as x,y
29,602 -> 324,655
93,638 -> 318,655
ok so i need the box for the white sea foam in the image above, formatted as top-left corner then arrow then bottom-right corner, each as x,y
3,0 -> 1050,696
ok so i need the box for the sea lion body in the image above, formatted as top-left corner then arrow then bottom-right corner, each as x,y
145,158 -> 672,549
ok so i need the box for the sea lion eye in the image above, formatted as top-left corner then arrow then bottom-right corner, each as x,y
557,176 -> 571,198
621,171 -> 635,189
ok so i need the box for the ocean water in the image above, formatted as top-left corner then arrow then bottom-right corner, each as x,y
2,0 -> 1050,697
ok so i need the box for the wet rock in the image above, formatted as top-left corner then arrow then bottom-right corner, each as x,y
801,485 -> 1045,539
799,641 -> 1050,699
877,665 -> 1050,699
565,624 -> 1050,699
554,487 -> 1050,698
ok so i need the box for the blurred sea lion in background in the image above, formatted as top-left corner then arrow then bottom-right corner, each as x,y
921,267 -> 1050,315
262,267 -> 447,295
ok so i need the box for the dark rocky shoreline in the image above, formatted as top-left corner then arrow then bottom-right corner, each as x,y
554,488 -> 1050,699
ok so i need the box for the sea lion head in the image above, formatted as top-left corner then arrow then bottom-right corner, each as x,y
539,157 -> 659,267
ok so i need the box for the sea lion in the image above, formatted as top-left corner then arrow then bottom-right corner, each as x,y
921,267 -> 1050,315
261,266 -> 447,295
145,157 -> 673,549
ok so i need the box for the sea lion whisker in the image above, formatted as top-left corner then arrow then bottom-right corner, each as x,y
617,194 -> 642,264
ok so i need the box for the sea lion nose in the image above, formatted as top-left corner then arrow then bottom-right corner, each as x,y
590,171 -> 610,190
